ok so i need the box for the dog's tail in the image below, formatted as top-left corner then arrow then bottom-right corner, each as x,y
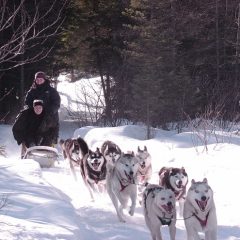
76,137 -> 89,156
59,139 -> 65,146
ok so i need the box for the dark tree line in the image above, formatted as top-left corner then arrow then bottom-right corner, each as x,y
1,0 -> 240,129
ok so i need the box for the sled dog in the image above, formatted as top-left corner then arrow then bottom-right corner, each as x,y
183,178 -> 217,240
159,167 -> 188,216
59,137 -> 89,180
81,147 -> 107,200
106,152 -> 139,222
136,146 -> 152,187
101,140 -> 122,171
143,184 -> 176,240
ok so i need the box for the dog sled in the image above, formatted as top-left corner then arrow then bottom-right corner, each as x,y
23,146 -> 59,168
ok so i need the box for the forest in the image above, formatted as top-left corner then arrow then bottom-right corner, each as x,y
0,0 -> 240,129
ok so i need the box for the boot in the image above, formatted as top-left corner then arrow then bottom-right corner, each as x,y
21,142 -> 27,159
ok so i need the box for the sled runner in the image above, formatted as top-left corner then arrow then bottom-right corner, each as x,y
23,146 -> 59,168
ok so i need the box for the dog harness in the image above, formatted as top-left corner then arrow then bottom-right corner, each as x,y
115,169 -> 134,192
193,210 -> 210,229
137,165 -> 151,182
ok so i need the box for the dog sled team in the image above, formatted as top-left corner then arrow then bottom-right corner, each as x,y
59,136 -> 217,240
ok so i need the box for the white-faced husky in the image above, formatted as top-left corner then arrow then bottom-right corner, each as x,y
106,152 -> 139,222
136,146 -> 152,186
159,167 -> 188,216
183,178 -> 217,240
143,184 -> 176,240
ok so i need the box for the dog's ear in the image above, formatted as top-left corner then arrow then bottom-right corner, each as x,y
88,149 -> 93,154
191,179 -> 196,184
116,145 -> 121,153
137,146 -> 140,151
144,146 -> 147,151
96,147 -> 101,153
59,139 -> 65,146
203,178 -> 208,183
105,143 -> 109,151
131,151 -> 135,156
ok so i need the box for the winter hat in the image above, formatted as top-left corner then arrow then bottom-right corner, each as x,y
35,71 -> 46,80
33,99 -> 44,107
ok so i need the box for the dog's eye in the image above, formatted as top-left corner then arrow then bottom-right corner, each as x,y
195,190 -> 199,193
161,197 -> 165,200
125,164 -> 129,167
205,190 -> 208,193
169,196 -> 172,199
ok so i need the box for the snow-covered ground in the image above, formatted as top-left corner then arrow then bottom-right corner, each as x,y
0,78 -> 239,239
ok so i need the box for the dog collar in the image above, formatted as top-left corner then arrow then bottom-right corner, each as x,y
157,215 -> 172,226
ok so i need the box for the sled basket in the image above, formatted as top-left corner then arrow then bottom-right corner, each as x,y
23,146 -> 59,168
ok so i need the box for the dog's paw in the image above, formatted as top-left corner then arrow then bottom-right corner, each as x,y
117,215 -> 126,223
129,209 -> 135,216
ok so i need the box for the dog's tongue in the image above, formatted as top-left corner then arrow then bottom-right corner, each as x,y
196,199 -> 207,211
176,182 -> 182,188
161,204 -> 173,213
92,163 -> 99,170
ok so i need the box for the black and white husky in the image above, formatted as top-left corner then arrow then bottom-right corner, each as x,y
159,167 -> 188,216
81,147 -> 107,200
143,184 -> 176,240
183,178 -> 217,240
106,152 -> 139,222
59,137 -> 89,181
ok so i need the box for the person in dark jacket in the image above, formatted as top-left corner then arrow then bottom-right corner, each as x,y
12,100 -> 46,157
25,71 -> 61,144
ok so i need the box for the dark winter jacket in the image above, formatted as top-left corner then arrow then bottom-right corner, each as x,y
12,106 -> 45,147
25,80 -> 61,143
25,80 -> 60,116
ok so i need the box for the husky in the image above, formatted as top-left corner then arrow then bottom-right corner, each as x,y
143,184 -> 176,240
59,137 -> 89,181
101,140 -> 122,171
183,178 -> 217,240
136,146 -> 152,187
81,147 -> 107,200
106,152 -> 139,222
159,167 -> 188,216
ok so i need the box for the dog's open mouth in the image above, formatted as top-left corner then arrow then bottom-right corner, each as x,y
140,163 -> 146,169
161,204 -> 173,214
124,171 -> 134,183
174,179 -> 184,189
195,199 -> 208,211
91,162 -> 100,170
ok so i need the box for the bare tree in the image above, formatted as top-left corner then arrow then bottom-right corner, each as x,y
0,0 -> 68,70
61,77 -> 105,126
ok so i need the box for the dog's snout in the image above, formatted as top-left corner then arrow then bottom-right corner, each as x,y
129,171 -> 134,175
167,201 -> 172,206
94,159 -> 98,163
179,180 -> 182,185
201,196 -> 207,201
